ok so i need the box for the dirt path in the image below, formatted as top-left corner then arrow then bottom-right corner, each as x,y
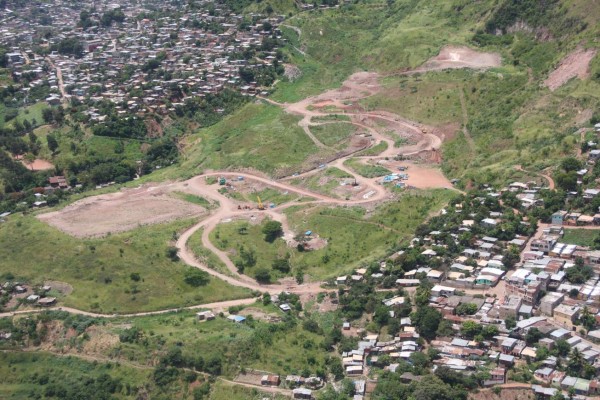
29,71 -> 460,319
45,57 -> 67,102
514,165 -> 554,189
0,297 -> 259,319
458,88 -> 476,153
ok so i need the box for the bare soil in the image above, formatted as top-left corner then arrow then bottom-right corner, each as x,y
469,388 -> 533,400
18,158 -> 55,171
416,46 -> 501,72
44,280 -> 73,296
545,48 -> 597,91
38,183 -> 207,238
239,307 -> 281,322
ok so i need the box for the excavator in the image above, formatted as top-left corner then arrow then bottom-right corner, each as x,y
257,196 -> 265,210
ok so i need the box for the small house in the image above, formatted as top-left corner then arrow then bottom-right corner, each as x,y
196,311 -> 215,321
261,375 -> 280,386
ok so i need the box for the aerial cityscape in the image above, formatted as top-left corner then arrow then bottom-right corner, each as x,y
1,0 -> 600,399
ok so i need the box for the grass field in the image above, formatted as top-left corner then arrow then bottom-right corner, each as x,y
209,380 -> 289,400
561,229 -> 600,247
310,122 -> 357,148
343,158 -> 391,178
361,72 -> 464,126
0,215 -> 251,313
106,308 -> 329,377
354,140 -> 388,156
188,228 -> 233,276
209,189 -> 454,280
289,167 -> 352,198
179,103 -> 335,178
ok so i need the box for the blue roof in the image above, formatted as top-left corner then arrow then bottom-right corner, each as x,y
305,230 -> 312,235
230,315 -> 246,322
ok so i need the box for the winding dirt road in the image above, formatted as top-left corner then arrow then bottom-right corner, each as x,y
8,71 -> 458,319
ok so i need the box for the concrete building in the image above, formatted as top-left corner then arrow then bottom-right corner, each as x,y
553,304 -> 580,329
539,292 -> 565,316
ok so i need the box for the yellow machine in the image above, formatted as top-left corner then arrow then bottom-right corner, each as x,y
257,196 -> 265,210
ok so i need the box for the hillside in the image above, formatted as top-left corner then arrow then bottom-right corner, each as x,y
183,0 -> 599,187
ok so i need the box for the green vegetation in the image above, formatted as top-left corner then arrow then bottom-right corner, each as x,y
208,381 -> 289,400
211,190 -> 453,280
172,192 -> 217,209
186,228 -> 232,276
344,158 -> 391,178
310,122 -> 356,148
361,74 -> 463,126
180,103 -> 333,178
562,229 -> 600,247
0,216 -> 250,313
0,352 -> 149,399
289,167 -> 353,198
354,140 -> 388,156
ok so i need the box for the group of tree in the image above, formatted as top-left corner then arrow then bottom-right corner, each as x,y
92,115 -> 147,139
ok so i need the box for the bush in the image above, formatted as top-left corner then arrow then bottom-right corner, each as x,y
184,269 -> 210,287
262,220 -> 283,243
255,268 -> 271,284
166,246 -> 179,261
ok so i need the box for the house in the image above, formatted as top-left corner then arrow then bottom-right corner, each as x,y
486,367 -> 506,385
552,211 -> 567,226
37,297 -> 56,306
227,315 -> 246,323
431,285 -> 455,297
396,279 -> 420,287
346,365 -> 363,375
498,353 -> 515,367
427,269 -> 444,282
293,388 -> 312,399
553,304 -> 580,329
196,311 -> 215,321
261,375 -> 280,386
539,292 -> 564,316
535,367 -> 554,381
279,303 -> 292,312
481,218 -> 497,228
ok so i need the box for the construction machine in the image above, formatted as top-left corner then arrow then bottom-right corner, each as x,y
257,196 -> 265,210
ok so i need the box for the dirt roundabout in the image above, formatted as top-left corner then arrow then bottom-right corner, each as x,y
37,183 -> 207,238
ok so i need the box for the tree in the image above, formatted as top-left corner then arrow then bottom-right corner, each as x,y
505,315 -> 516,330
328,356 -> 344,380
255,268 -> 271,284
561,157 -> 582,172
412,306 -> 442,341
455,303 -> 478,316
46,134 -> 58,153
525,328 -> 543,345
460,321 -> 482,339
272,256 -> 290,273
184,269 -> 210,287
262,220 -> 283,242
555,171 -> 578,192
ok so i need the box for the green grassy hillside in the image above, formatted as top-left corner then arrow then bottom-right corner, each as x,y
265,0 -> 600,185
